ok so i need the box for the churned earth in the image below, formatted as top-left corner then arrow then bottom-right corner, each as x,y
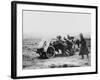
23,51 -> 91,69
22,38 -> 91,69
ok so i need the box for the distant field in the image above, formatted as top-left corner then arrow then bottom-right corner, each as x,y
23,38 -> 41,52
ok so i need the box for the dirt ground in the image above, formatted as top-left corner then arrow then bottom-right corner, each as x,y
23,51 -> 91,69
22,38 -> 91,69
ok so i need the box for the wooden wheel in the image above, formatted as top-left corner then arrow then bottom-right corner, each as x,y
69,49 -> 75,56
64,49 -> 75,56
64,51 -> 69,56
46,46 -> 55,58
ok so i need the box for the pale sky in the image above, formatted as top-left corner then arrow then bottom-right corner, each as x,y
23,10 -> 91,38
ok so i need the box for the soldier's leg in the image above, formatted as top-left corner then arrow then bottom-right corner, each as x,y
87,54 -> 89,59
82,55 -> 84,59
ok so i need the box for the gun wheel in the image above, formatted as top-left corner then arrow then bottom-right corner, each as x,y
46,46 -> 55,58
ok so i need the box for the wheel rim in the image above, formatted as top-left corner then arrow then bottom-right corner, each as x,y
46,46 -> 55,58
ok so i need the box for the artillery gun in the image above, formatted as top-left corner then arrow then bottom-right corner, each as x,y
36,37 -> 75,59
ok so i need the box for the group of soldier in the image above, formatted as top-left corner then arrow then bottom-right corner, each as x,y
55,33 -> 89,59
37,33 -> 89,59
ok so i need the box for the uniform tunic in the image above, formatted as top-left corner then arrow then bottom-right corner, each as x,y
79,38 -> 89,55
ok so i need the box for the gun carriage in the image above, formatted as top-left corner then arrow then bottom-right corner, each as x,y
36,37 -> 75,59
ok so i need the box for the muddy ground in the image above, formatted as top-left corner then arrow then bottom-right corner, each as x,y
22,38 -> 91,69
23,51 -> 91,69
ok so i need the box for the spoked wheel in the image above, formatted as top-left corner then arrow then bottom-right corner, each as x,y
64,50 -> 70,56
69,49 -> 75,56
64,49 -> 75,56
46,46 -> 55,58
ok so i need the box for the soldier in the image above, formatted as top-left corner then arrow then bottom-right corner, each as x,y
75,39 -> 80,48
63,37 -> 73,52
79,33 -> 89,59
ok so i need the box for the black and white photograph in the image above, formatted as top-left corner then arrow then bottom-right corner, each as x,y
11,1 -> 97,79
23,10 -> 91,69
